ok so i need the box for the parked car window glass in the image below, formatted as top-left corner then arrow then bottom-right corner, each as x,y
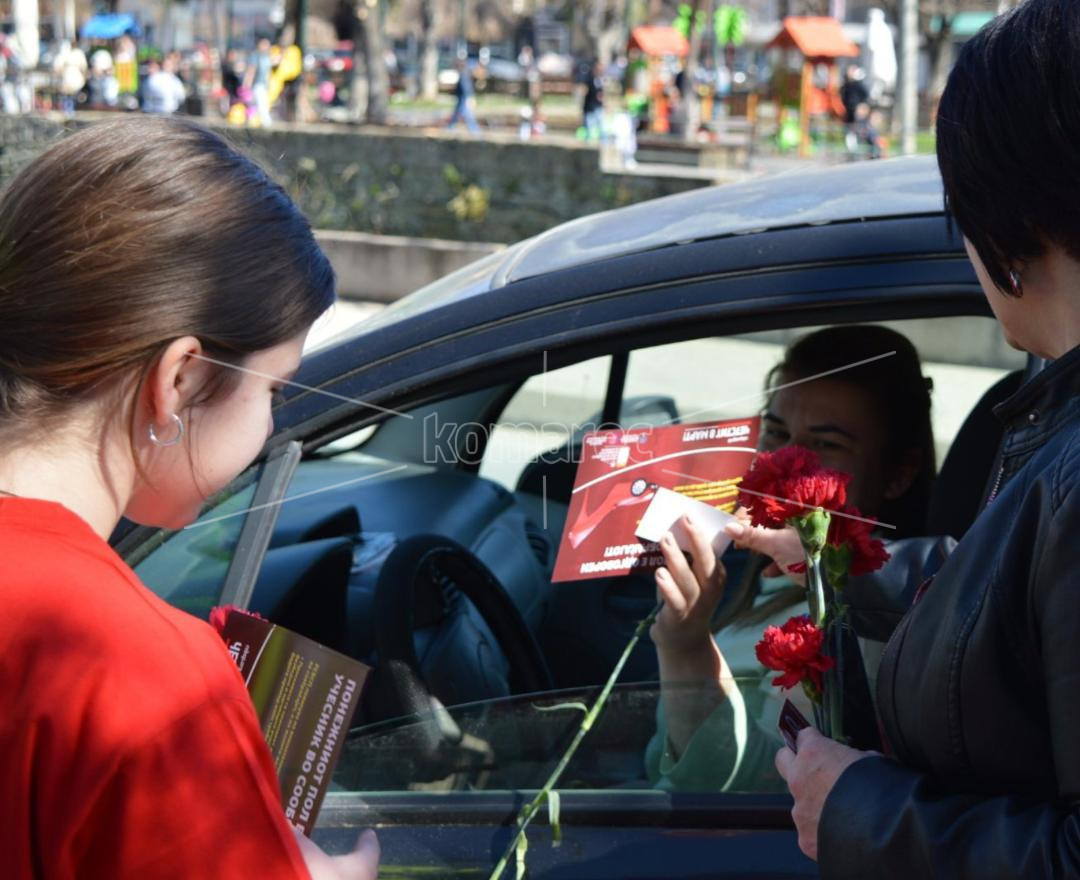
331,677 -> 783,796
480,318 -> 1024,496
133,476 -> 259,619
478,355 -> 611,489
621,318 -> 1025,466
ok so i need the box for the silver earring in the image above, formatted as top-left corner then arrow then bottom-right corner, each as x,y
1008,268 -> 1024,298
149,413 -> 184,447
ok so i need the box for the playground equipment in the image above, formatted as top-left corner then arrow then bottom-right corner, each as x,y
766,16 -> 858,157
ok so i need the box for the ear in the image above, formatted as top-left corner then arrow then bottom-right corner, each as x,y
883,446 -> 922,501
142,336 -> 208,428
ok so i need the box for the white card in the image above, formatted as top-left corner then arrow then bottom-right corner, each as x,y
635,487 -> 737,557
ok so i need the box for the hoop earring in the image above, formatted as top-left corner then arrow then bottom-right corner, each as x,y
1007,269 -> 1024,298
149,413 -> 184,447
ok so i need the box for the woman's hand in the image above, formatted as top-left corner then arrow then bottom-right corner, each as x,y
775,728 -> 873,860
294,827 -> 380,880
724,514 -> 807,583
650,514 -> 727,654
650,514 -> 736,757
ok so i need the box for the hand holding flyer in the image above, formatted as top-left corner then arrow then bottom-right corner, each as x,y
551,417 -> 759,582
211,607 -> 371,835
634,486 -> 738,558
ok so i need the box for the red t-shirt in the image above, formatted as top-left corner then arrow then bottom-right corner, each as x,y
0,497 -> 310,879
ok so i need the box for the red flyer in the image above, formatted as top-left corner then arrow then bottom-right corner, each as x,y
551,416 -> 760,582
215,609 -> 371,835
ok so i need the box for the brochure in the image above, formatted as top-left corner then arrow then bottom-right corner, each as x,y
551,416 -> 759,582
216,608 -> 371,835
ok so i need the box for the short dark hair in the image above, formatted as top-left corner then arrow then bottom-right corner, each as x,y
936,0 -> 1080,294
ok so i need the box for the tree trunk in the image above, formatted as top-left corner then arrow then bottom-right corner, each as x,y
364,0 -> 389,125
925,16 -> 953,115
349,12 -> 367,119
681,0 -> 709,142
418,0 -> 439,100
585,0 -> 610,63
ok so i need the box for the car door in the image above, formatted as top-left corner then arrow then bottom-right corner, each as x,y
120,213 -> 1024,879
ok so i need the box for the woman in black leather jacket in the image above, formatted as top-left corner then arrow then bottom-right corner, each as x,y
752,1 -> 1080,875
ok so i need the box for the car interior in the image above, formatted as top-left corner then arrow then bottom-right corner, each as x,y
132,315 -> 1031,796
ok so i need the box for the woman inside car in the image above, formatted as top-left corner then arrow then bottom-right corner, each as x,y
647,324 -> 938,792
0,118 -> 377,879
704,2 -> 1080,874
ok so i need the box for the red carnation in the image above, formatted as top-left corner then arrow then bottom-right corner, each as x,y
755,615 -> 834,692
208,604 -> 265,637
827,506 -> 890,576
737,446 -> 849,529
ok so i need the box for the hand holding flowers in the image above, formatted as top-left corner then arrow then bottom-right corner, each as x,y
737,446 -> 890,739
774,727 -> 872,861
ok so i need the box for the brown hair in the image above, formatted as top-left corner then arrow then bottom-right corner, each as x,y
0,116 -> 334,450
715,325 -> 935,631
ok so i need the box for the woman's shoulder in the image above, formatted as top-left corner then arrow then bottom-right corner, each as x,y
1051,422 -> 1080,508
0,499 -> 245,737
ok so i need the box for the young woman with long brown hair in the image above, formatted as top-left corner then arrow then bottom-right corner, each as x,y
0,117 -> 377,879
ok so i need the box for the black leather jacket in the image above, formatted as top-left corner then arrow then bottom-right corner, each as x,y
819,342 -> 1080,879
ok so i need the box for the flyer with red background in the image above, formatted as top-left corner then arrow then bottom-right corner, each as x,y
551,416 -> 760,582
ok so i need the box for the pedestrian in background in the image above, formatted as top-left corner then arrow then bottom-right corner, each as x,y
142,57 -> 186,115
582,59 -> 604,141
840,66 -> 880,159
53,39 -> 87,116
244,37 -> 274,127
447,57 -> 479,133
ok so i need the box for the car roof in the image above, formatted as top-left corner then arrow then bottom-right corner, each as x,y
325,154 -> 946,343
496,154 -> 944,286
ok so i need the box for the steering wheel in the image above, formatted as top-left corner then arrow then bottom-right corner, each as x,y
368,534 -> 553,723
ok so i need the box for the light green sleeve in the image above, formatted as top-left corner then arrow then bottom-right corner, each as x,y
645,676 -> 791,793
646,583 -> 809,792
645,688 -> 747,791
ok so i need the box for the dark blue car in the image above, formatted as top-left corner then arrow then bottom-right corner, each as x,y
114,155 -> 1033,878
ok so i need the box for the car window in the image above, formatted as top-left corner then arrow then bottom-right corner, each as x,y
331,677 -> 786,796
480,317 -> 1024,495
733,318 -> 1026,466
621,317 -> 1024,468
133,471 -> 261,620
478,355 -> 612,489
130,314 -> 1029,839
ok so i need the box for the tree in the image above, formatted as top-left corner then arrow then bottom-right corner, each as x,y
362,0 -> 390,124
676,0 -> 709,141
875,0 -> 1007,109
337,0 -> 390,124
418,0 -> 440,100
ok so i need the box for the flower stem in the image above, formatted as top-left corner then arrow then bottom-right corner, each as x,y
806,554 -> 826,629
487,601 -> 663,880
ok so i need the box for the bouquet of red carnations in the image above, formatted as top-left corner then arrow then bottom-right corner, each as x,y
738,446 -> 889,744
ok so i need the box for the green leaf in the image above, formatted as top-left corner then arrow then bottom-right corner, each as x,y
792,508 -> 830,558
715,5 -> 748,46
821,544 -> 851,591
674,3 -> 692,38
515,831 -> 528,880
535,701 -> 589,715
547,790 -> 562,847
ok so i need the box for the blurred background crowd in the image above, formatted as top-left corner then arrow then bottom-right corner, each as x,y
0,0 -> 1015,158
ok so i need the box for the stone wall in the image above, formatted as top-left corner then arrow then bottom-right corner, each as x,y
0,114 -> 709,243
314,230 -> 502,301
